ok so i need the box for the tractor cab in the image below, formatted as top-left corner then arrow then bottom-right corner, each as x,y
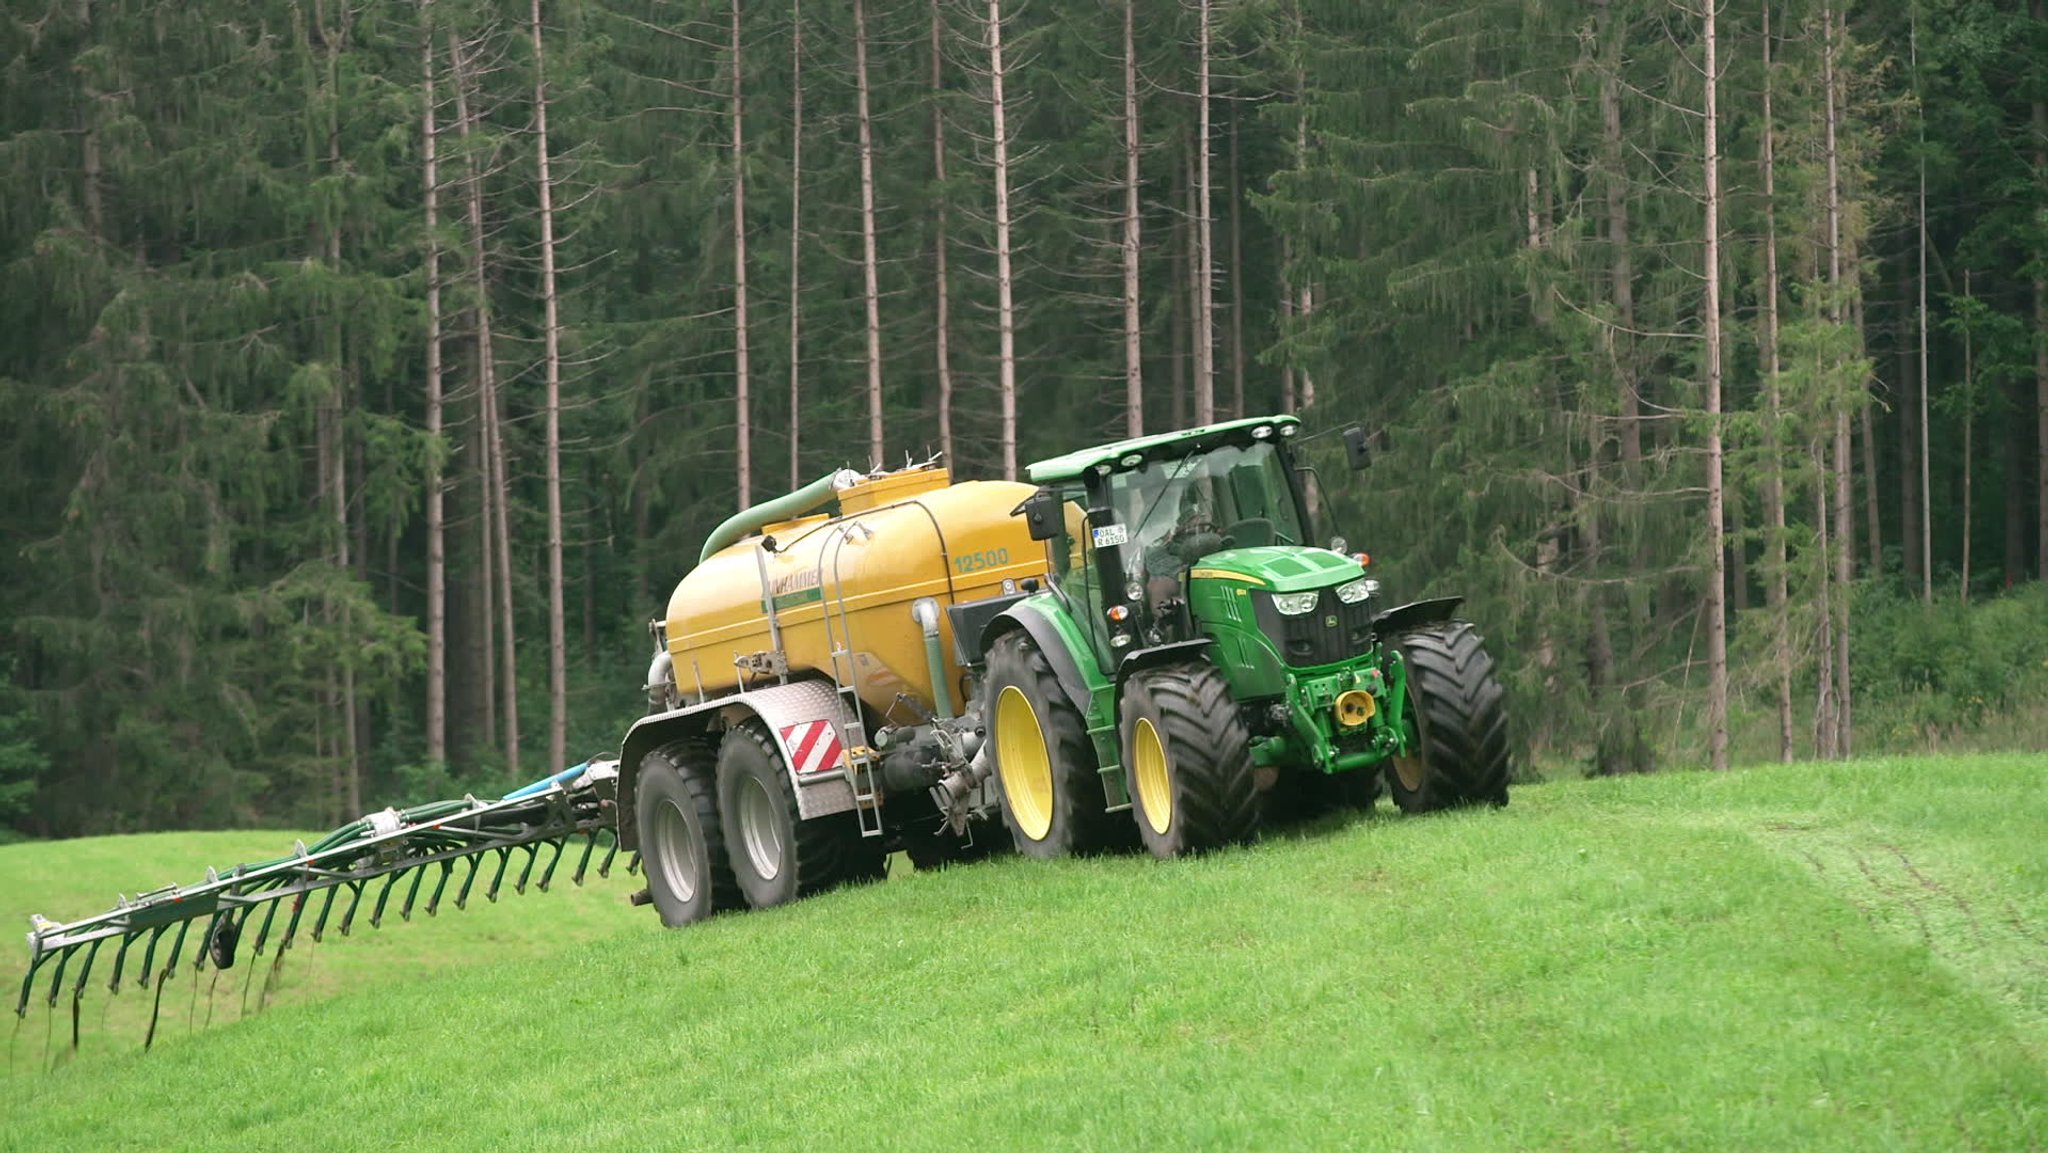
1018,415 -> 1364,673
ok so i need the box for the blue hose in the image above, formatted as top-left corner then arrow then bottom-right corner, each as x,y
502,763 -> 590,800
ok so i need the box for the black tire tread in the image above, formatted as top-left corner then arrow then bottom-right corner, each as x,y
1126,662 -> 1261,855
721,722 -> 872,907
986,632 -> 1127,857
1389,622 -> 1511,812
638,740 -> 741,924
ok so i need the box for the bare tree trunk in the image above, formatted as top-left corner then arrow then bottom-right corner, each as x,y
421,0 -> 448,768
987,0 -> 1018,478
1183,140 -> 1198,428
1913,4 -> 1931,604
1279,238 -> 1295,413
317,0 -> 363,813
929,0 -> 954,465
791,0 -> 806,490
1730,496 -> 1749,613
857,0 -> 885,468
1292,53 -> 1315,414
1298,284 -> 1315,410
451,28 -> 519,781
79,0 -> 104,244
1701,0 -> 1728,771
1171,177 -> 1189,430
1122,0 -> 1143,437
583,462 -> 598,666
476,402 -> 496,753
533,0 -> 567,773
2009,373 -> 2028,586
1812,440 -> 1836,759
1856,285 -> 1880,574
1899,272 -> 1920,584
1963,269 -> 1975,603
1228,108 -> 1245,421
731,0 -> 753,504
1597,0 -> 1641,474
2035,1 -> 2048,580
1823,4 -> 1852,758
1192,0 -> 1216,425
1760,2 -> 1793,763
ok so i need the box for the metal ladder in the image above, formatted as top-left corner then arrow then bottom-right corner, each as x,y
820,524 -> 885,837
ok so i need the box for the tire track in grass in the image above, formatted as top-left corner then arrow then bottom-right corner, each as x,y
1752,819 -> 2048,1064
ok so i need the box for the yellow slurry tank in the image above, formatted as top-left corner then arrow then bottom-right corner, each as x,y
665,467 -> 1047,719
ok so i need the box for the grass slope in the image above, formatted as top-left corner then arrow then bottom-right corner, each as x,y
3,756 -> 2043,1151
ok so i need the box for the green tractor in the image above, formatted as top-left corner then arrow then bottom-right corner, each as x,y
980,413 -> 1510,858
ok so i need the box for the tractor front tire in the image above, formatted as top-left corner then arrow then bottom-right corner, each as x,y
635,741 -> 740,926
717,723 -> 876,909
984,631 -> 1126,858
1119,662 -> 1261,858
1386,622 -> 1511,812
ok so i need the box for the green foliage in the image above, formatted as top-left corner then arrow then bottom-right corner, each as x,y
0,665 -> 45,824
1851,584 -> 2048,743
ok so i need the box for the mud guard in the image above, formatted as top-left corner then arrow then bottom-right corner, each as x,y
1114,639 -> 1215,690
978,602 -> 1099,714
1371,596 -> 1465,639
616,680 -> 859,851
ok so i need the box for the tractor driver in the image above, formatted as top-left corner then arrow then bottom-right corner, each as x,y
1136,481 -> 1227,616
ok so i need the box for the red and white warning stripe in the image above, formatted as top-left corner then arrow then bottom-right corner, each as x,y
779,719 -> 845,776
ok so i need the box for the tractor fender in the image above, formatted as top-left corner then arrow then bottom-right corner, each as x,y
978,604 -> 1096,715
616,680 -> 860,851
1371,596 -> 1465,639
1114,639 -> 1216,691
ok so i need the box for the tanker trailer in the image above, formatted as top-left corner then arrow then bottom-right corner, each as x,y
620,462 -> 1052,925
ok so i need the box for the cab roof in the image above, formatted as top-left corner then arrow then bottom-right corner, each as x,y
1024,414 -> 1302,484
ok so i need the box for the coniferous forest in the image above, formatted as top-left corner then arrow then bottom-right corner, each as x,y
3,0 -> 2046,836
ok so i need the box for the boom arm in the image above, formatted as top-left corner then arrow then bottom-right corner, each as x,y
17,761 -> 622,1032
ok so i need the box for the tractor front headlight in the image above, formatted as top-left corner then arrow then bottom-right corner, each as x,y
1271,591 -> 1320,616
1334,578 -> 1379,605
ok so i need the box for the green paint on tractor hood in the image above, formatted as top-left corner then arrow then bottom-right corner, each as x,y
1189,546 -> 1365,593
1024,414 -> 1302,484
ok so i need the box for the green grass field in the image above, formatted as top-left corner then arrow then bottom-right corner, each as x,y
2,755 -> 2043,1151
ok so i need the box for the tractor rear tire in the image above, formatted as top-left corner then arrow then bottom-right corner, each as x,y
984,631 -> 1127,858
636,741 -> 740,926
1119,662 -> 1261,858
1386,622 -> 1511,812
717,722 -> 872,909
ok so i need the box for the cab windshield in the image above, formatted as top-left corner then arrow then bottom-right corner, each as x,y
1107,441 -> 1307,590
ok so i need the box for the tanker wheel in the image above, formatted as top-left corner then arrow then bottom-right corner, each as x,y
1386,622 -> 1511,813
716,722 -> 871,909
1119,662 -> 1261,858
635,740 -> 740,926
984,631 -> 1127,859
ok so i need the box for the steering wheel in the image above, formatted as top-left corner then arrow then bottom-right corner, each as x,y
1175,515 -> 1216,539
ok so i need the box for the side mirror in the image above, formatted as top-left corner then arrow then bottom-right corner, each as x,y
1343,424 -> 1371,471
1015,488 -> 1062,541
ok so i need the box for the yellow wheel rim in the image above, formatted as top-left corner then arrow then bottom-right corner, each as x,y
1131,717 -> 1173,836
1392,753 -> 1425,792
996,686 -> 1055,841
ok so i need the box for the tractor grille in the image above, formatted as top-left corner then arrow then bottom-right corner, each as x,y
1252,588 -> 1376,668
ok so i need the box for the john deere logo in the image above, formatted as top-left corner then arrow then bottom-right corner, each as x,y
1324,614 -> 1339,628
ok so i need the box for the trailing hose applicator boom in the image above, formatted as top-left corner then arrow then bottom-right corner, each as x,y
17,761 -> 623,1044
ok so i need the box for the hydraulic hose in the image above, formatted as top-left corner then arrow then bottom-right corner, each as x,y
698,469 -> 863,564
